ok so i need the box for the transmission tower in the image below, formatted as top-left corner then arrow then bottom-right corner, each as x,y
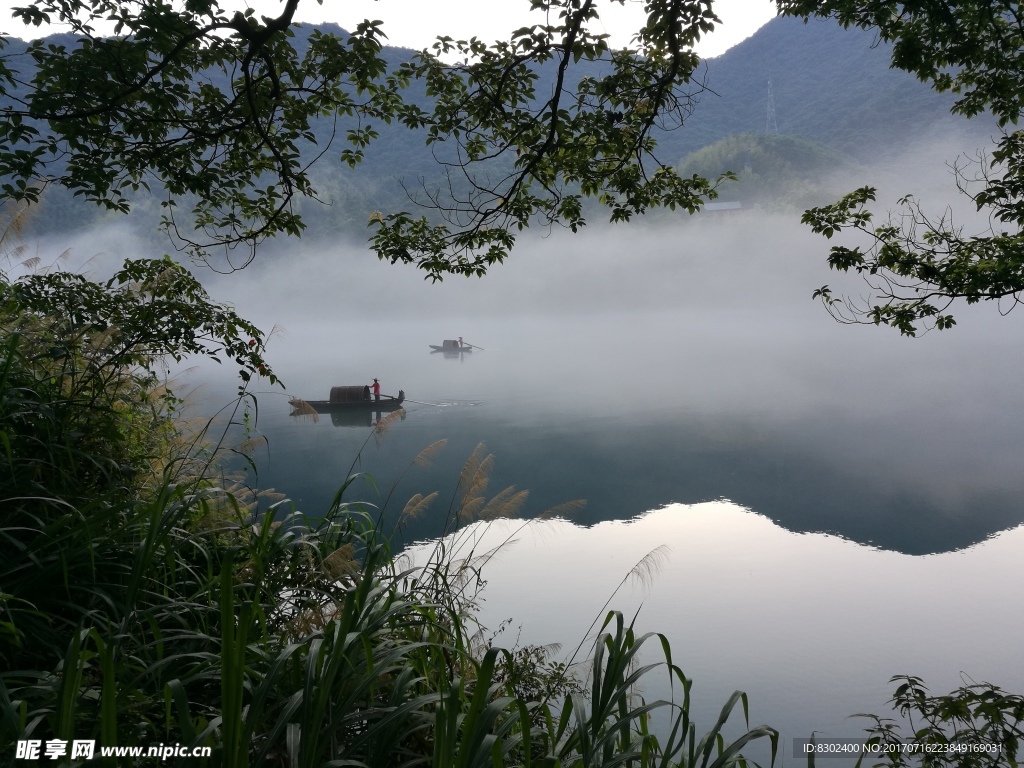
765,78 -> 778,134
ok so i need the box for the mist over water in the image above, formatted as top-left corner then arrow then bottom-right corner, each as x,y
187,198 -> 1024,539
32,152 -> 1024,549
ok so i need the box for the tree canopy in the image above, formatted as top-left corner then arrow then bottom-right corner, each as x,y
778,0 -> 1024,334
0,0 -> 723,276
4,0 -> 1018,330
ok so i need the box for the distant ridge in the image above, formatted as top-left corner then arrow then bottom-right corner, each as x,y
4,15 -> 995,236
660,15 -> 989,165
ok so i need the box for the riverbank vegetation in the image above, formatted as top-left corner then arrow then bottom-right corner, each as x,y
0,235 -> 781,765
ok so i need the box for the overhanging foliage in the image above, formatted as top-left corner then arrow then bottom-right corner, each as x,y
0,0 -> 727,276
779,0 -> 1024,334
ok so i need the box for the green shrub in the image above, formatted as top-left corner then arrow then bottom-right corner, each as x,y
849,676 -> 1023,768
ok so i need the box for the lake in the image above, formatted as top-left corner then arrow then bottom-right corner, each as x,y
135,210 -> 1024,762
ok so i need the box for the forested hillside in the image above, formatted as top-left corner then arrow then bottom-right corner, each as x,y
658,15 -> 986,165
676,133 -> 854,211
9,15 -> 991,239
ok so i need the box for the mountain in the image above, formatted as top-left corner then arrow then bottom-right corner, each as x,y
676,132 -> 855,211
5,15 -> 995,237
659,15 -> 988,166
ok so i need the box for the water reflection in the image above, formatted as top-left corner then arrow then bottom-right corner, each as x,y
401,504 -> 1024,760
288,401 -> 407,428
244,398 -> 1024,556
306,407 -> 408,428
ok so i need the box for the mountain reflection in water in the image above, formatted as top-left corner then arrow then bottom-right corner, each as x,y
399,505 -> 1024,761
250,395 -> 1024,556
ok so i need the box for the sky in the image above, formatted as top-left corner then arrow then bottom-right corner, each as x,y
307,0 -> 778,58
1,0 -> 779,59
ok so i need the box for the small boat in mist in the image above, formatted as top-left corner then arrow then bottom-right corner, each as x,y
430,339 -> 476,353
289,386 -> 406,415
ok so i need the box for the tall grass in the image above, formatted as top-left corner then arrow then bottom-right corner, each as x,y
2,488 -> 781,766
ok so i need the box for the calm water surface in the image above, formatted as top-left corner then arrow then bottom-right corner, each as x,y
190,219 -> 1024,760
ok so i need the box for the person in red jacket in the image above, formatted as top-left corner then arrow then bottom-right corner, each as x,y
370,378 -> 381,402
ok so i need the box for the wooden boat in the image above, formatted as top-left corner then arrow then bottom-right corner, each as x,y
289,386 -> 405,414
430,339 -> 472,353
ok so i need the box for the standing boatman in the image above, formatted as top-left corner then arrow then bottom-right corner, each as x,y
370,378 -> 381,402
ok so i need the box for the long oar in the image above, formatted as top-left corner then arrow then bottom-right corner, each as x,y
462,341 -> 484,350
